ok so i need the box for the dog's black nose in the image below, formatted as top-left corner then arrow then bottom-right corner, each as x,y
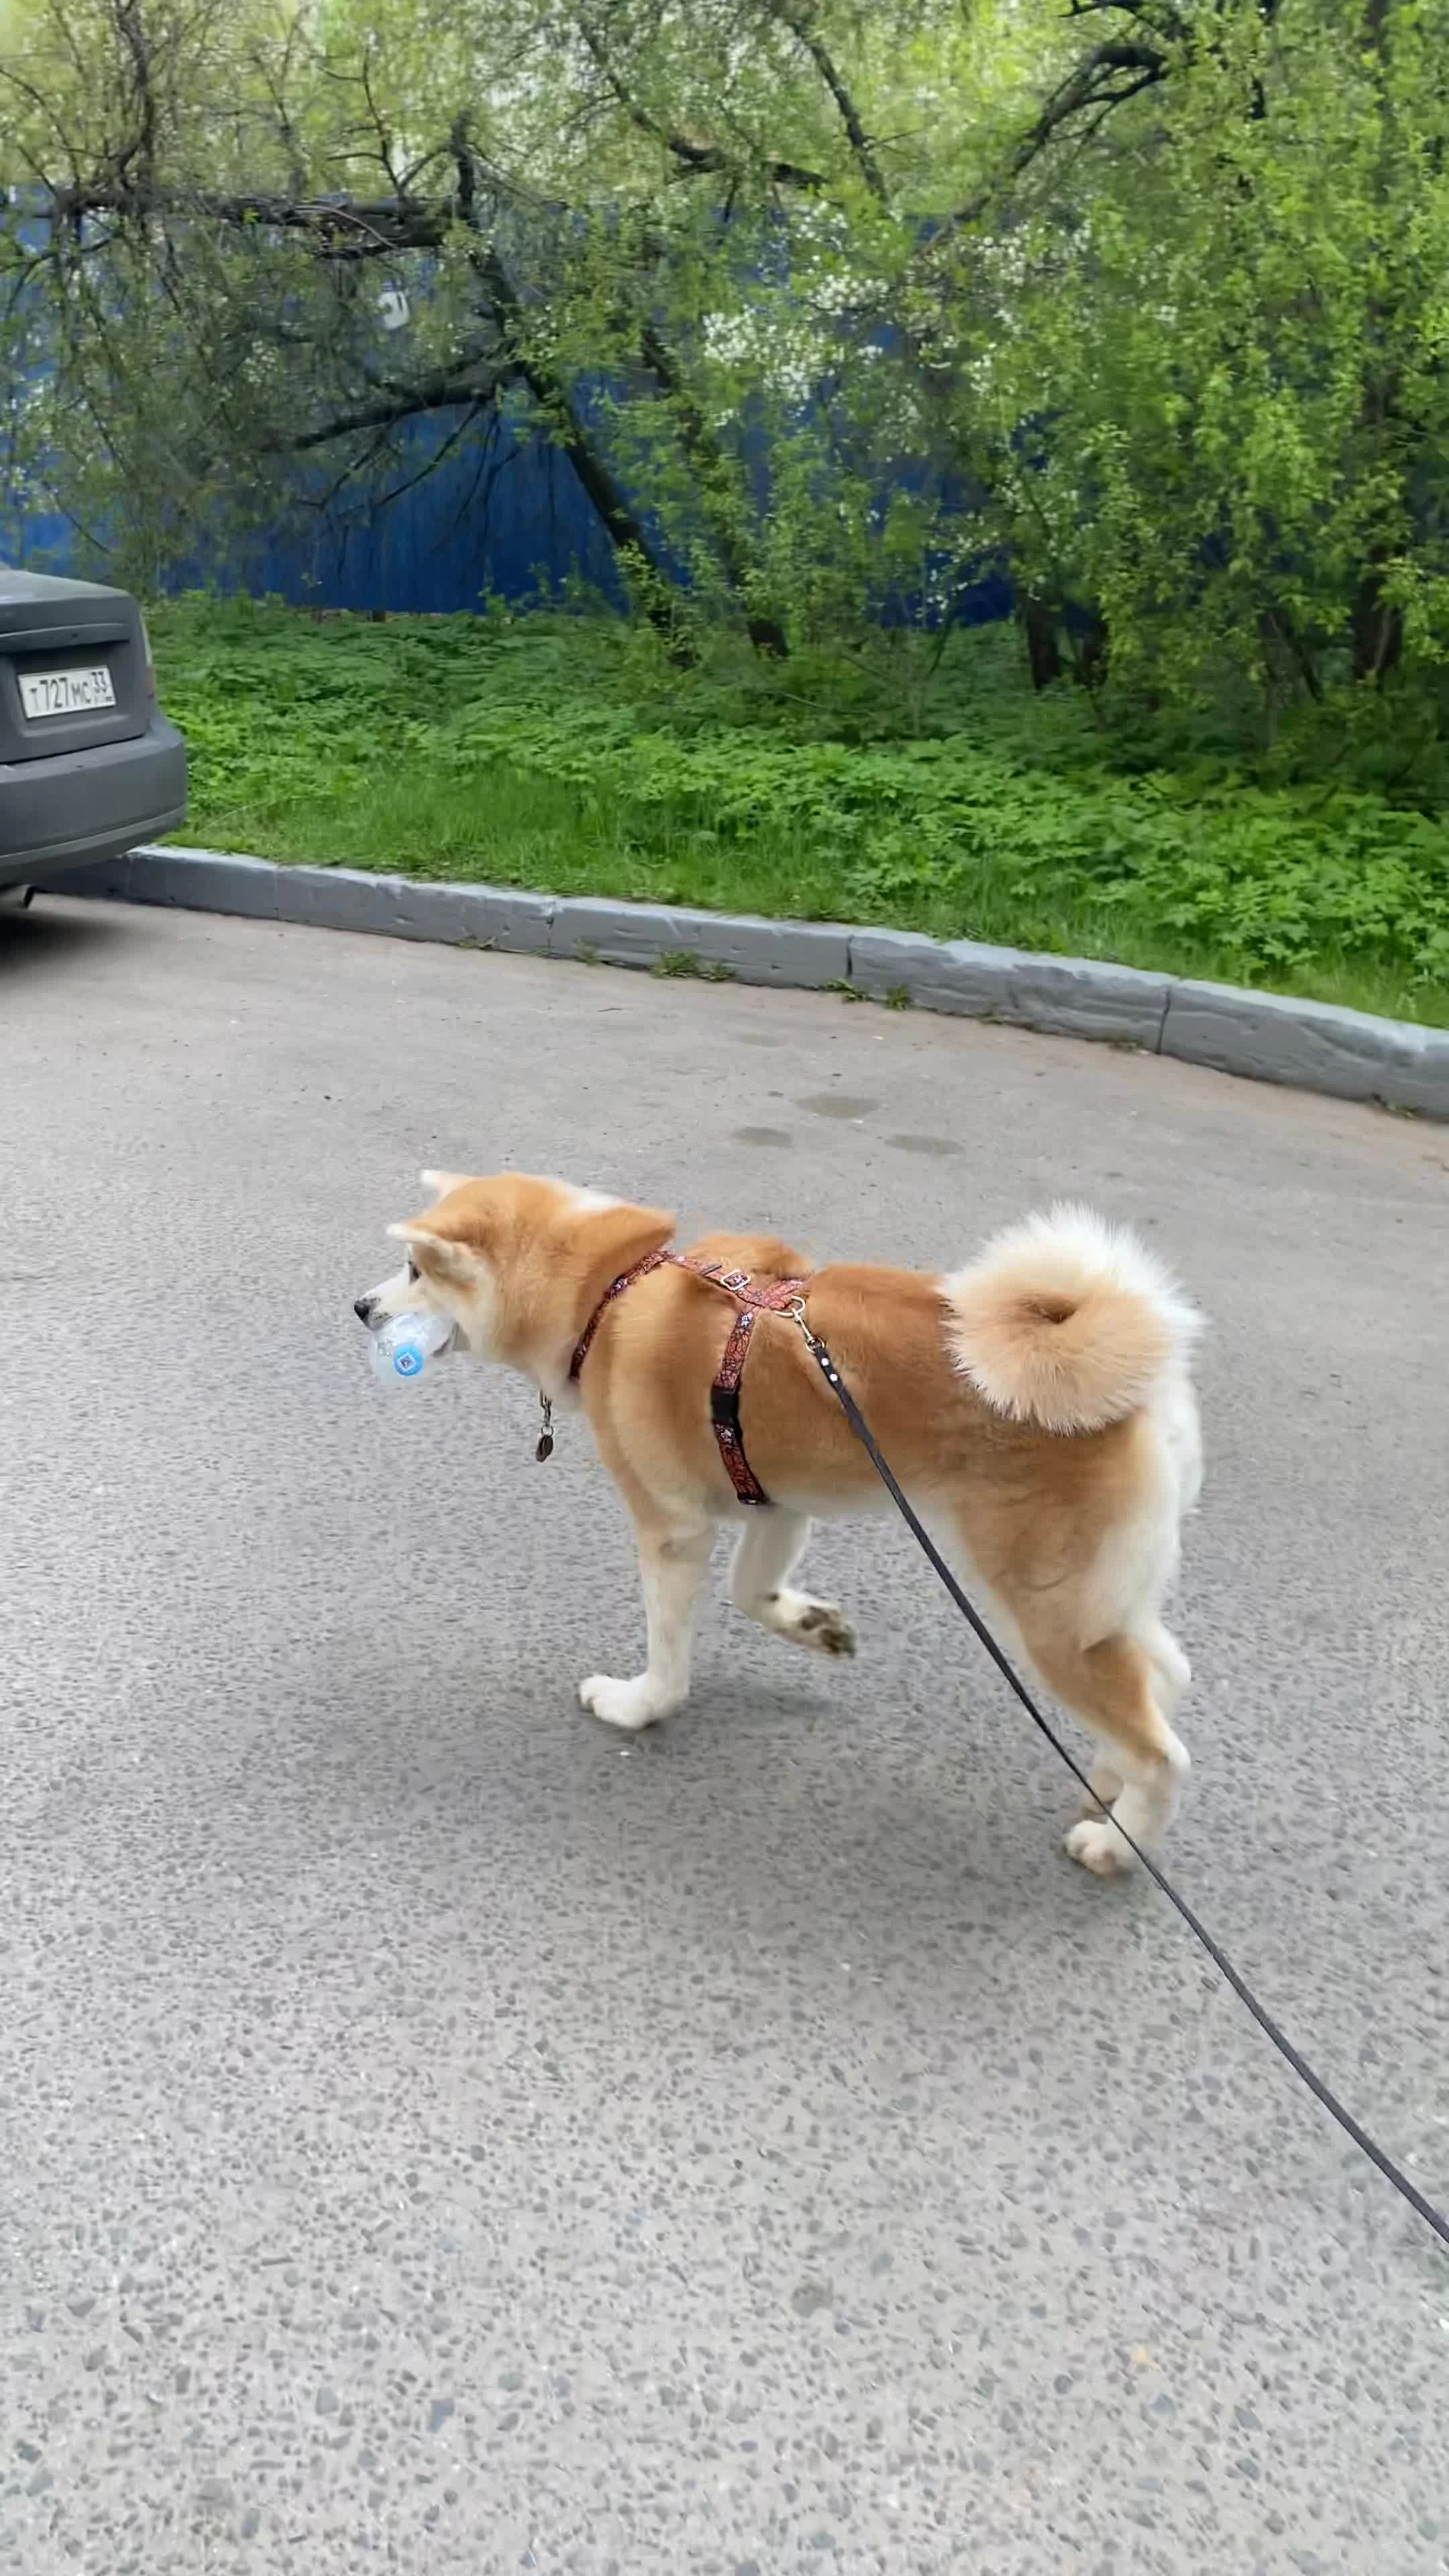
353,1295 -> 373,1326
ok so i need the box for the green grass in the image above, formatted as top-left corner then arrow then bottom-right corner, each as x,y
148,593 -> 1449,1028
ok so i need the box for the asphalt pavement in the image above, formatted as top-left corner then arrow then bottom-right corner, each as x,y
2,894 -> 1446,2576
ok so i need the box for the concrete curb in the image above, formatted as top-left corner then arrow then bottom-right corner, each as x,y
60,845 -> 1449,1120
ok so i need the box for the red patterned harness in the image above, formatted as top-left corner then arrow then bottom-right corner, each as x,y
568,1250 -> 808,1507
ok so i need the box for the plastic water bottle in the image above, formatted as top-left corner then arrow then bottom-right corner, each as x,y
367,1309 -> 454,1385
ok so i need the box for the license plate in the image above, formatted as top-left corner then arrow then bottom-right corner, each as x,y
19,665 -> 117,720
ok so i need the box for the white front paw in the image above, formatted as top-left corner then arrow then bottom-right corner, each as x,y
578,1673 -> 670,1733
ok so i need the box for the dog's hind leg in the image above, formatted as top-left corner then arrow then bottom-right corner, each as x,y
1021,1629 -> 1189,1880
1078,1757 -> 1125,1817
1140,1615 -> 1191,1717
579,1516 -> 712,1732
1077,1619 -> 1189,1815
728,1511 -> 857,1660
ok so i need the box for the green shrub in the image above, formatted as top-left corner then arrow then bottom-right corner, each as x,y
150,596 -> 1449,1026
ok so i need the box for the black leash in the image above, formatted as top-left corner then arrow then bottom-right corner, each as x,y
796,1318 -> 1449,2257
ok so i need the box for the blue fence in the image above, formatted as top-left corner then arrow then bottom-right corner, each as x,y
246,413 -> 629,614
1,209 -> 1010,623
7,405 -> 1012,621
4,405 -> 635,616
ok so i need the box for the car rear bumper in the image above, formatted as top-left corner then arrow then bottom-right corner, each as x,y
0,713 -> 187,890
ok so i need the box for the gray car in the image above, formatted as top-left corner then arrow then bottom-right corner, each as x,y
1,566 -> 186,894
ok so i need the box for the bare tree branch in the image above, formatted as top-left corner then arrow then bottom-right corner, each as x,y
637,312 -> 788,653
572,7 -> 824,191
42,180 -> 455,257
945,38 -> 1169,233
286,377 -> 504,453
446,118 -> 687,647
763,1 -> 890,206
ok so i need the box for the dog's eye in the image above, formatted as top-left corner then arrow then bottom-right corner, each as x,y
406,1257 -> 419,1285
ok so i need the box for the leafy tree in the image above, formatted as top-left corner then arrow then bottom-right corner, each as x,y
3,0 -> 1448,763
942,0 -> 1449,741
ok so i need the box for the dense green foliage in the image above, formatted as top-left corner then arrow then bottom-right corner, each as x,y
5,5 -> 1449,727
153,597 -> 1449,1024
9,2 -> 1449,1001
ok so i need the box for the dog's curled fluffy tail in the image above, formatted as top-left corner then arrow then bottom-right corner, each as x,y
941,1205 -> 1201,1436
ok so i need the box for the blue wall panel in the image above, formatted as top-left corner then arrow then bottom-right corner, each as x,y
227,409 -> 628,615
3,358 -> 1008,626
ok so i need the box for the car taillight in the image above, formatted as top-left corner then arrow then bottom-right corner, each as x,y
139,610 -> 156,698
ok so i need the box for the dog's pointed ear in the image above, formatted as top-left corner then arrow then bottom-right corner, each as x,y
387,1219 -> 479,1281
421,1168 -> 473,1203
